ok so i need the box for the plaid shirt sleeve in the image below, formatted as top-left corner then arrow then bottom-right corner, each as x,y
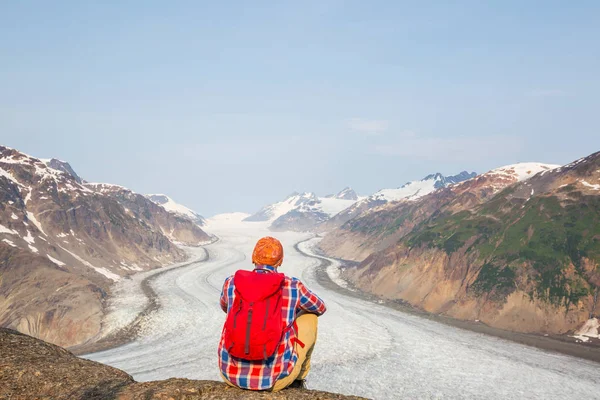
220,276 -> 233,313
296,280 -> 327,316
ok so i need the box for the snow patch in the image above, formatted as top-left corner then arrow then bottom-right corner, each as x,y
23,231 -> 35,244
571,318 -> 600,343
11,213 -> 18,220
28,244 -> 38,253
0,224 -> 18,235
372,179 -> 438,202
47,255 -> 66,266
2,239 -> 17,247
581,180 -> 600,190
24,188 -> 32,205
26,212 -> 46,236
0,167 -> 22,186
487,163 -> 561,182
58,245 -> 120,281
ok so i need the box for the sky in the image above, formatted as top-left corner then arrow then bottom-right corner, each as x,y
1,1 -> 599,216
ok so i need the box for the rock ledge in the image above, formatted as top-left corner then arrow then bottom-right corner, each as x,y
0,328 -> 366,399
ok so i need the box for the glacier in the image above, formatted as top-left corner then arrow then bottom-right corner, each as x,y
85,219 -> 600,400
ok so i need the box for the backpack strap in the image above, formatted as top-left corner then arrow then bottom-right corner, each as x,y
290,320 -> 305,349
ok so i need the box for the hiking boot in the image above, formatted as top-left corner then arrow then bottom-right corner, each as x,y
287,379 -> 307,389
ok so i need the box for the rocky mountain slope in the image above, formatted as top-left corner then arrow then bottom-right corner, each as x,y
319,164 -> 556,261
245,188 -> 361,231
0,146 -> 210,348
0,328 -> 365,400
329,154 -> 599,335
319,171 -> 477,234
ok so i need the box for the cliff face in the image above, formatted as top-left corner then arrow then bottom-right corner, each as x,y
341,153 -> 600,334
0,328 -> 366,400
0,146 -> 210,347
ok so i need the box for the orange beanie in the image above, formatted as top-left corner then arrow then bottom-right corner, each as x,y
252,236 -> 284,267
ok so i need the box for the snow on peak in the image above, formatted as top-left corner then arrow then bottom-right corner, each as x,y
335,187 -> 359,200
85,182 -> 129,193
370,171 -> 476,203
245,191 -> 359,223
486,163 -> 560,182
147,194 -> 205,224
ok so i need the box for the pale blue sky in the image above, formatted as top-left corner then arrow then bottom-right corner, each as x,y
1,1 -> 599,216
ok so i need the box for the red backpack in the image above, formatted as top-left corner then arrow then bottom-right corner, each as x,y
222,269 -> 286,360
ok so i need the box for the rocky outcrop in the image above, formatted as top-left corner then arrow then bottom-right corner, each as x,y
0,328 -> 366,400
340,153 -> 600,335
0,145 -> 210,348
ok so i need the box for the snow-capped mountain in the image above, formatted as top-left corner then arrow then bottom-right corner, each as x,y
478,162 -> 560,193
244,189 -> 361,231
327,152 -> 599,336
321,171 -> 477,231
371,171 -> 477,202
333,187 -> 359,200
147,194 -> 206,226
0,145 -> 210,348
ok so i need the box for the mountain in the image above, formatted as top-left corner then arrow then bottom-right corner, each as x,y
85,184 -> 210,245
43,159 -> 84,184
319,164 -> 557,261
147,194 -> 206,226
370,171 -> 477,202
334,187 -> 359,200
320,171 -> 477,234
244,190 -> 360,231
0,145 -> 210,348
325,154 -> 598,335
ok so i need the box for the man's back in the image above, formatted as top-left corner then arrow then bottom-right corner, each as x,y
218,264 -> 326,390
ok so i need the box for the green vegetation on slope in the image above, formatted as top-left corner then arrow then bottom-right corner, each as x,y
405,189 -> 600,307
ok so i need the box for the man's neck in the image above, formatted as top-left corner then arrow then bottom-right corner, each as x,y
254,264 -> 277,273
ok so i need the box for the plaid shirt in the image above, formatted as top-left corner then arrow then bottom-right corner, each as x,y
218,265 -> 327,390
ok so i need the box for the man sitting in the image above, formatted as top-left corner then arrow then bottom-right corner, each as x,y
218,236 -> 327,391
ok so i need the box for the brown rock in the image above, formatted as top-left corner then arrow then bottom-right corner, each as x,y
0,328 -> 367,400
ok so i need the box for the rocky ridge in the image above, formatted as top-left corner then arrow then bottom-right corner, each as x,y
0,328 -> 366,400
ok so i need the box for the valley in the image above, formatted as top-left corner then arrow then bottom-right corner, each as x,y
84,217 -> 600,400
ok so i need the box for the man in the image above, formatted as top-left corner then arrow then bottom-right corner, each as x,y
218,236 -> 327,391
